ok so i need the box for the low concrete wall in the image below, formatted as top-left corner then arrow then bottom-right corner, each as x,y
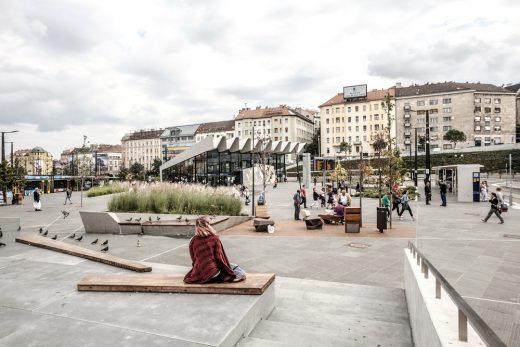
81,212 -> 251,237
404,249 -> 484,347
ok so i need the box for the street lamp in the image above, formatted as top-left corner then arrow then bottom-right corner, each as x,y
1,130 -> 19,203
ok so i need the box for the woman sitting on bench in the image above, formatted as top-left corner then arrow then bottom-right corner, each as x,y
184,216 -> 236,284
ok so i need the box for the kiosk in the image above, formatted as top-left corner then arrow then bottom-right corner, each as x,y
432,164 -> 483,202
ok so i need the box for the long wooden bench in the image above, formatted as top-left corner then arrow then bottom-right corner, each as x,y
77,273 -> 276,295
15,234 -> 152,272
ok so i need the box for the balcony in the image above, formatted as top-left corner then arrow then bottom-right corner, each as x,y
404,132 -> 411,137
404,140 -> 411,145
404,114 -> 411,120
404,122 -> 411,127
353,140 -> 362,145
474,116 -> 481,122
404,105 -> 411,111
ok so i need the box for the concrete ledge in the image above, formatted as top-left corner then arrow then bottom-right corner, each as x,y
404,249 -> 484,347
80,211 -> 121,234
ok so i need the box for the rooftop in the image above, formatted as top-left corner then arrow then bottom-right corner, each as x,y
196,120 -> 235,134
121,129 -> 164,142
319,88 -> 395,108
234,105 -> 314,124
395,82 -> 515,97
160,124 -> 200,138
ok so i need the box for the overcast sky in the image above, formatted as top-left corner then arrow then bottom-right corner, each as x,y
1,0 -> 519,157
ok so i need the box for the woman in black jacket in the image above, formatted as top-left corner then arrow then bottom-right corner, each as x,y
482,192 -> 504,224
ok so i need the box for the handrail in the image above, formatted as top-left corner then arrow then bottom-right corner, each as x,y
407,241 -> 506,347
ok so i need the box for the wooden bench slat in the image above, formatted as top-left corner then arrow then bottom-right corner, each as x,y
15,234 -> 152,273
77,273 -> 276,295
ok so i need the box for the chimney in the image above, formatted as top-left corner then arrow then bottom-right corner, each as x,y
396,82 -> 402,88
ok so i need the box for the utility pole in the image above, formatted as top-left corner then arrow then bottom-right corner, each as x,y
409,138 -> 412,185
425,109 -> 431,204
414,127 -> 418,187
509,153 -> 513,206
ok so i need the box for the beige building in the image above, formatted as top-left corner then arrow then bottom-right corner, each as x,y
195,120 -> 235,142
395,82 -> 516,152
14,147 -> 53,175
234,105 -> 314,144
505,82 -> 520,142
319,88 -> 396,157
121,129 -> 163,170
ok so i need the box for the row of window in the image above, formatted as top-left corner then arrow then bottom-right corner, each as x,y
324,102 -> 382,115
475,126 -> 502,132
325,114 -> 384,125
415,116 -> 453,123
126,140 -> 160,147
411,98 -> 452,107
475,106 -> 501,113
475,98 -> 501,104
475,116 -> 501,122
325,124 -> 386,134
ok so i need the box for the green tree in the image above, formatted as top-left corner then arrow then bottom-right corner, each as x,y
129,162 -> 145,180
150,158 -> 163,177
443,129 -> 467,148
303,128 -> 320,157
338,141 -> 352,158
371,133 -> 388,205
118,166 -> 129,181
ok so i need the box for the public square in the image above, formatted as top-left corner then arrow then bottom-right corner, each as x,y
0,179 -> 518,346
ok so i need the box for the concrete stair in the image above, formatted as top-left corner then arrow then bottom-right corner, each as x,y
238,277 -> 413,347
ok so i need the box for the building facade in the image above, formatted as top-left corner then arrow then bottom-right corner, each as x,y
160,124 -> 200,162
234,105 -> 314,144
95,144 -> 123,176
195,120 -> 235,142
121,129 -> 163,170
504,82 -> 520,142
319,88 -> 396,158
395,82 -> 516,152
14,147 -> 54,175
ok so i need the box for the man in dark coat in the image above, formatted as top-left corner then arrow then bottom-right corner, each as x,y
293,189 -> 302,220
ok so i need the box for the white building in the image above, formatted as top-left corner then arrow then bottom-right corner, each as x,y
121,129 -> 163,170
195,120 -> 235,142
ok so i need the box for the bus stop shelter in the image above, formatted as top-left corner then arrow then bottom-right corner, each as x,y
432,164 -> 483,202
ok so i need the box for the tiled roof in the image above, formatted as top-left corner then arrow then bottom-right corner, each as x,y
505,83 -> 520,93
319,88 -> 395,107
121,129 -> 163,142
235,105 -> 313,123
197,120 -> 235,134
395,82 -> 514,97
160,124 -> 200,138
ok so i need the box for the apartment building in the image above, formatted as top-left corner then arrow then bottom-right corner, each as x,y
160,124 -> 200,162
121,129 -> 163,170
505,83 -> 520,142
395,82 -> 516,152
14,147 -> 54,175
195,120 -> 235,142
294,107 -> 320,132
319,88 -> 396,157
234,105 -> 314,143
95,144 -> 123,176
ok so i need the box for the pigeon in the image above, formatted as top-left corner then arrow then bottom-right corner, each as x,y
148,216 -> 152,222
176,215 -> 182,221
126,217 -> 133,222
156,216 -> 161,221
61,210 -> 70,219
100,246 -> 109,252
91,238 -> 98,245
76,235 -> 83,241
51,235 -> 57,240
39,227 -> 43,233
17,226 -> 21,231
43,230 -> 48,236
101,240 -> 108,246
135,217 -> 141,222
0,242 -> 6,247
185,218 -> 189,224
68,233 -> 76,239
0,230 -> 2,238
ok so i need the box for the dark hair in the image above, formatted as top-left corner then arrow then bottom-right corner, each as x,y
403,190 -> 408,194
491,192 -> 497,197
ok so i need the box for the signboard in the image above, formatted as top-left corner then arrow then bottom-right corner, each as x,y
343,84 -> 367,99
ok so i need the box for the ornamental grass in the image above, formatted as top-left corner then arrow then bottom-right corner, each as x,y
86,182 -> 129,197
107,183 -> 242,216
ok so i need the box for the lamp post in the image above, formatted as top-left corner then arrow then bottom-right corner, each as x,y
251,123 -> 255,217
414,127 -> 418,187
1,130 -> 19,203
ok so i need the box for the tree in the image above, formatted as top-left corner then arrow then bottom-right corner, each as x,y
381,92 -> 397,228
150,158 -> 162,177
338,141 -> 352,159
129,162 -> 145,180
118,166 -> 129,181
443,129 -> 467,148
371,133 -> 388,206
303,128 -> 320,157
418,135 -> 426,152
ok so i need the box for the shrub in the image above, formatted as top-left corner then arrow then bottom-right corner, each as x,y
86,182 -> 129,197
107,183 -> 242,216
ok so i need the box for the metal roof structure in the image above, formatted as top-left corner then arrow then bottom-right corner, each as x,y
159,136 -> 306,180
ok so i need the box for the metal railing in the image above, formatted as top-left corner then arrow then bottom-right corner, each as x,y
407,241 -> 506,347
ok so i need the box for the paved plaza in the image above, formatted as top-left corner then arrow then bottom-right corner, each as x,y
0,181 -> 518,345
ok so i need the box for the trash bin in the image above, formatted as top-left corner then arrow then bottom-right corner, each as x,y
377,207 -> 387,233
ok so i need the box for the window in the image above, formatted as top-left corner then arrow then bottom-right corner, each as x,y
475,98 -> 481,103
417,100 -> 425,106
374,114 -> 379,120
335,127 -> 340,132
336,137 -> 340,143
363,125 -> 367,132
442,98 -> 451,104
443,107 -> 451,113
347,117 -> 351,122
443,117 -> 452,122
335,117 -> 340,123
362,115 -> 366,121
484,98 -> 491,104
347,107 -> 351,112
355,106 -> 359,112
355,116 -> 359,122
494,137 -> 501,144
443,126 -> 451,131
430,126 -> 438,132
348,126 -> 351,131
495,116 -> 501,122
430,117 -> 438,123
363,105 -> 366,111
326,138 -> 330,143
275,128 -> 279,133
494,98 -> 501,104
254,121 -> 256,126
484,126 -> 491,131
374,104 -> 379,110
238,131 -> 241,136
475,106 -> 481,112
494,126 -> 501,131
484,107 -> 491,113
484,116 -> 491,122
494,107 -> 501,113
417,110 -> 426,115
375,124 -> 379,130
335,107 -> 340,113
417,118 -> 425,123
355,126 -> 359,132
325,109 -> 329,114
326,118 -> 330,124
285,118 -> 288,124
429,99 -> 438,105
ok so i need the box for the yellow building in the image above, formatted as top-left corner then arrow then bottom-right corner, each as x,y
319,88 -> 396,158
14,147 -> 54,175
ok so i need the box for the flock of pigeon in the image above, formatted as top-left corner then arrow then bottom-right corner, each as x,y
38,227 -> 110,252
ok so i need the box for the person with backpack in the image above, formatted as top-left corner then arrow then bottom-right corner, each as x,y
398,190 -> 415,220
482,192 -> 504,224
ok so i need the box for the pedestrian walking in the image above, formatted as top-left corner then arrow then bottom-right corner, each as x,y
33,188 -> 42,211
398,190 -> 415,220
439,180 -> 448,207
391,190 -> 401,216
293,189 -> 302,220
64,188 -> 73,205
482,192 -> 504,224
301,185 -> 307,208
313,176 -> 317,186
424,179 -> 432,205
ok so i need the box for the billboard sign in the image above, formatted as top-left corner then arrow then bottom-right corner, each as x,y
343,84 -> 367,99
